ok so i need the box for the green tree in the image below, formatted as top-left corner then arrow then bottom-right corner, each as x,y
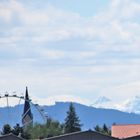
2,124 -> 11,135
103,124 -> 111,135
25,118 -> 63,139
94,125 -> 101,132
103,124 -> 108,133
64,103 -> 82,133
94,124 -> 111,136
12,124 -> 23,136
46,118 -> 64,138
12,123 -> 30,139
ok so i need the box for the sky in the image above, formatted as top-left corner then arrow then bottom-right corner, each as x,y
0,0 -> 140,106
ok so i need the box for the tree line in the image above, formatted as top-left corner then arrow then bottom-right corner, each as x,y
1,103 -> 111,139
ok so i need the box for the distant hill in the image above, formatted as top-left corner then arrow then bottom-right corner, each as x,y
1,102 -> 140,130
43,102 -> 140,129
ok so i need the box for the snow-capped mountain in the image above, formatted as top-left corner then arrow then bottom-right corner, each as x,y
92,96 -> 140,115
91,96 -> 112,108
115,96 -> 140,114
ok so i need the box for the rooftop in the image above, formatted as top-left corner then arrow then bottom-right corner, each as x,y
112,124 -> 140,139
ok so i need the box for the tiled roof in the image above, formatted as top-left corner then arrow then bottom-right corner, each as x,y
112,124 -> 140,139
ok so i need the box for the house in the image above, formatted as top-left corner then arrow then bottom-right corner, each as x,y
112,124 -> 140,139
44,130 -> 119,140
0,133 -> 24,140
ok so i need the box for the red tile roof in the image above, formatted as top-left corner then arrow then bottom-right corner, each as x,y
112,124 -> 140,139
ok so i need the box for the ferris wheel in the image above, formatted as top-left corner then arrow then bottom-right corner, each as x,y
0,87 -> 48,129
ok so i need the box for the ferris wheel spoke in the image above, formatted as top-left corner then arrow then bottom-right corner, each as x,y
17,97 -> 22,125
0,92 -> 47,129
5,95 -> 10,124
33,103 -> 47,123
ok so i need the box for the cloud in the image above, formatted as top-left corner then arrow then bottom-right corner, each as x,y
0,0 -> 140,52
0,0 -> 139,105
32,95 -> 91,106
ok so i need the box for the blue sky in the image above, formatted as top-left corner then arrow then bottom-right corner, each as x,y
0,0 -> 140,106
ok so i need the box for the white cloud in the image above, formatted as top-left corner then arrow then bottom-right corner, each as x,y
0,0 -> 140,52
40,50 -> 65,60
0,0 -> 140,105
33,95 -> 91,106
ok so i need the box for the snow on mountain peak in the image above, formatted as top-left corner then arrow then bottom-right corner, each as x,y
91,96 -> 140,115
94,96 -> 111,104
115,96 -> 140,114
92,96 -> 112,108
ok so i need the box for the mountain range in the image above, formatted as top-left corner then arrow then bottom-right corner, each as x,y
1,101 -> 140,130
92,96 -> 140,114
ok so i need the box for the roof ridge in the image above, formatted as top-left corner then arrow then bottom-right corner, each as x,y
43,130 -> 119,140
